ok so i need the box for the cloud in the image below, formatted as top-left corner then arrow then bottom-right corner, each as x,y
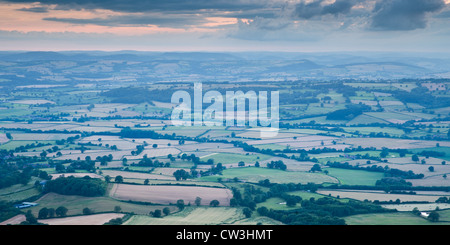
17,6 -> 49,13
294,0 -> 359,20
43,14 -> 209,28
371,0 -> 446,30
2,0 -> 270,13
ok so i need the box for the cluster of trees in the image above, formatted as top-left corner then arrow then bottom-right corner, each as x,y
257,197 -> 391,225
173,169 -> 190,181
325,161 -> 424,179
0,201 -> 21,222
266,160 -> 287,170
392,87 -> 450,109
326,104 -> 371,121
149,207 -> 171,218
133,155 -> 170,167
43,176 -> 107,197
12,142 -> 52,153
0,164 -> 33,189
435,196 -> 450,203
38,206 -> 68,219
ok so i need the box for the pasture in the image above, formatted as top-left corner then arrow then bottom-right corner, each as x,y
344,212 -> 439,225
199,167 -> 339,184
324,168 -> 385,186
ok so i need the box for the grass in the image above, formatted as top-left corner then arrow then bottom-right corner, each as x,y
325,168 -> 384,186
253,144 -> 288,151
199,167 -> 339,184
200,152 -> 272,165
124,207 -> 245,225
409,147 -> 450,161
0,177 -> 42,202
344,212 -> 445,225
342,127 -> 406,136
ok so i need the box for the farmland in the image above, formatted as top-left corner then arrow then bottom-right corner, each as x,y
0,56 -> 449,226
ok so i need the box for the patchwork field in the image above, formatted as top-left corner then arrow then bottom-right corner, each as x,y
317,190 -> 449,202
124,207 -> 245,225
199,167 -> 339,184
110,184 -> 233,206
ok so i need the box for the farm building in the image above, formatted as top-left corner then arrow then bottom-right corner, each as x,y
14,202 -> 39,209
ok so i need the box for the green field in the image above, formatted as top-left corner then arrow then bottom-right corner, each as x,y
325,168 -> 384,186
410,147 -> 450,161
345,212 -> 446,225
124,207 -> 246,225
200,153 -> 272,165
199,167 -> 339,184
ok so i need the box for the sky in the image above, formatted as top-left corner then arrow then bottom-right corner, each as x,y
0,0 -> 450,52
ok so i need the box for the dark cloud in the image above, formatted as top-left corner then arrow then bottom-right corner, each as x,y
371,0 -> 446,30
2,0 -> 269,13
294,0 -> 359,19
17,6 -> 49,13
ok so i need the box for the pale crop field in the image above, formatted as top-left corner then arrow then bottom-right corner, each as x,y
39,213 -> 125,225
11,133 -> 78,141
110,184 -> 233,206
126,148 -> 181,159
101,170 -> 175,180
409,175 -> 450,187
0,133 -> 9,144
125,207 -> 244,225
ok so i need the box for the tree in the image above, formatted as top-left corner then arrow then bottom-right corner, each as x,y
310,164 -> 322,172
243,208 -> 253,218
55,206 -> 68,217
25,210 -> 38,224
230,198 -> 238,207
152,144 -> 158,148
40,150 -> 47,158
104,175 -> 111,183
114,206 -> 122,213
380,148 -> 389,158
38,208 -> 49,219
238,161 -> 245,167
47,208 -> 55,218
163,207 -> 171,216
428,211 -> 440,222
115,175 -> 123,183
176,199 -> 185,210
173,169 -> 189,181
83,207 -> 93,215
195,197 -> 202,206
412,154 -> 419,163
210,200 -> 220,207
428,166 -> 435,172
151,209 -> 162,218
144,179 -> 149,185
